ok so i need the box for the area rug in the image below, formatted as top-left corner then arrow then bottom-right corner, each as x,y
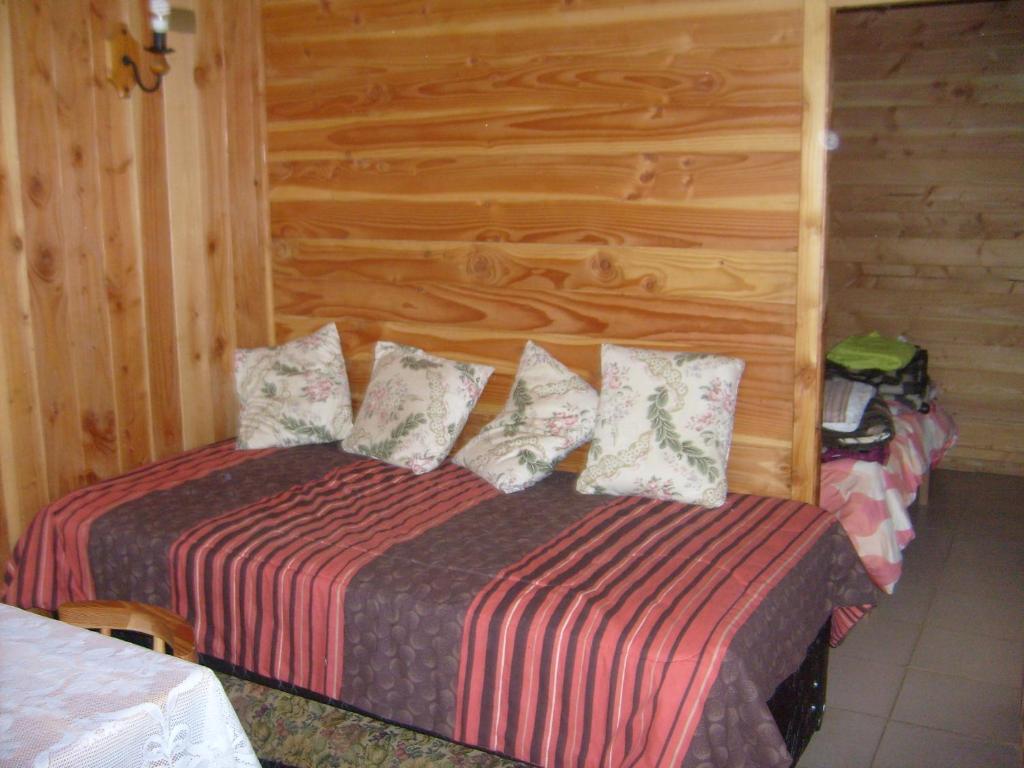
217,672 -> 528,768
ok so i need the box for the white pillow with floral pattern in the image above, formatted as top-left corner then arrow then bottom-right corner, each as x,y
453,341 -> 598,493
576,344 -> 744,508
342,342 -> 493,474
234,324 -> 353,449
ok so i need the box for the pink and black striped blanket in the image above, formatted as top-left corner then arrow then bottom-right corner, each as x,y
3,442 -> 875,768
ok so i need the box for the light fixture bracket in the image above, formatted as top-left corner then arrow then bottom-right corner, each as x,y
107,23 -> 170,98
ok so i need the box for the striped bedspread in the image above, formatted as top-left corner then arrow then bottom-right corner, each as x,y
3,442 -> 875,768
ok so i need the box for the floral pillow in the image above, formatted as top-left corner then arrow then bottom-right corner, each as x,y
234,324 -> 353,449
453,341 -> 598,493
576,344 -> 745,508
342,342 -> 493,474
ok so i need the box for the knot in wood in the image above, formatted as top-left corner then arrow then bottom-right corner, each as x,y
591,253 -> 615,280
81,410 -> 116,452
33,246 -> 56,282
28,175 -> 47,207
469,253 -> 493,279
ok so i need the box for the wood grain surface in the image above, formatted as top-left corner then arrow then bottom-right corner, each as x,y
264,0 -> 814,500
827,0 -> 1024,476
0,0 -> 49,565
0,0 -> 832,564
0,0 -> 273,564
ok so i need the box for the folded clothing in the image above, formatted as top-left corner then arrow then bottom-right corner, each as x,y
827,332 -> 918,372
821,442 -> 890,465
823,377 -> 877,433
822,397 -> 895,452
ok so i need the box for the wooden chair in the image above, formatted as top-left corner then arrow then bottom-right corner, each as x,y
57,600 -> 198,662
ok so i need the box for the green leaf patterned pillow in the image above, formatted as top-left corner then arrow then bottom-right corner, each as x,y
453,341 -> 598,493
342,342 -> 493,474
576,344 -> 745,508
234,324 -> 353,449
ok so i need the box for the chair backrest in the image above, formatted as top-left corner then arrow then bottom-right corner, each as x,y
57,600 -> 198,662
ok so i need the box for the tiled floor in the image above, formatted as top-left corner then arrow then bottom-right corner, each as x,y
798,469 -> 1024,768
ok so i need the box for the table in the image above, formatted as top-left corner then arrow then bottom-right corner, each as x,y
0,603 -> 260,768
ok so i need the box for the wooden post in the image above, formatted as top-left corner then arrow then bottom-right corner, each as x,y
792,0 -> 831,504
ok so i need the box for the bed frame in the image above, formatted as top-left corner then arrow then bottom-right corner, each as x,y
202,619 -> 832,768
768,620 -> 831,765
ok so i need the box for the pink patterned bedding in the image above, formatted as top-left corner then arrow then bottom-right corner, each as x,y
820,400 -> 958,593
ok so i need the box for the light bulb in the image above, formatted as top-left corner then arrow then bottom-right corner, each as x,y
150,0 -> 170,34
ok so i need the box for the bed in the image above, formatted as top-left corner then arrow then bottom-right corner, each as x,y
3,439 -> 875,768
819,399 -> 958,594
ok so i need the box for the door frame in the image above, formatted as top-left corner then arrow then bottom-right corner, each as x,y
792,0 -> 957,503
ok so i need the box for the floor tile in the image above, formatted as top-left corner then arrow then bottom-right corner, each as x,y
890,668 -> 1021,743
939,561 -> 1024,605
926,590 -> 1024,642
929,470 -> 1024,506
959,515 -> 1024,542
902,525 -> 952,567
826,654 -> 905,718
947,535 -> 1024,573
949,488 -> 1024,529
797,708 -> 886,768
870,572 -> 935,625
937,473 -> 1024,542
842,469 -> 1024,765
872,721 -> 1022,768
910,625 -> 1024,686
834,615 -> 920,667
898,545 -> 946,583
909,507 -> 957,534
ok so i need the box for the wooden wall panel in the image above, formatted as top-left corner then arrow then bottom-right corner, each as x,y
93,0 -> 153,470
264,0 -> 816,500
54,1 -> 120,480
10,0 -> 88,499
827,1 -> 1024,476
0,0 -> 49,557
226,1 -> 274,349
0,0 -> 273,565
164,0 -> 216,447
195,0 -> 236,442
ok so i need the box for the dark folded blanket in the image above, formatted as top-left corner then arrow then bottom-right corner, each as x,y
822,397 -> 895,452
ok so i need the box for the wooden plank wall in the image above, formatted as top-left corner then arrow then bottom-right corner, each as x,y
828,1 -> 1024,475
0,0 -> 273,564
263,0 -> 814,500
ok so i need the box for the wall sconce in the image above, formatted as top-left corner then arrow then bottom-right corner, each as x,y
107,0 -> 173,97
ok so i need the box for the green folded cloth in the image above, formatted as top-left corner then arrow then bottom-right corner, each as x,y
827,332 -> 918,372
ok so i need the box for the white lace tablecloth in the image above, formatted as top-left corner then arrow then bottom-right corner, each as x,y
0,603 -> 259,768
